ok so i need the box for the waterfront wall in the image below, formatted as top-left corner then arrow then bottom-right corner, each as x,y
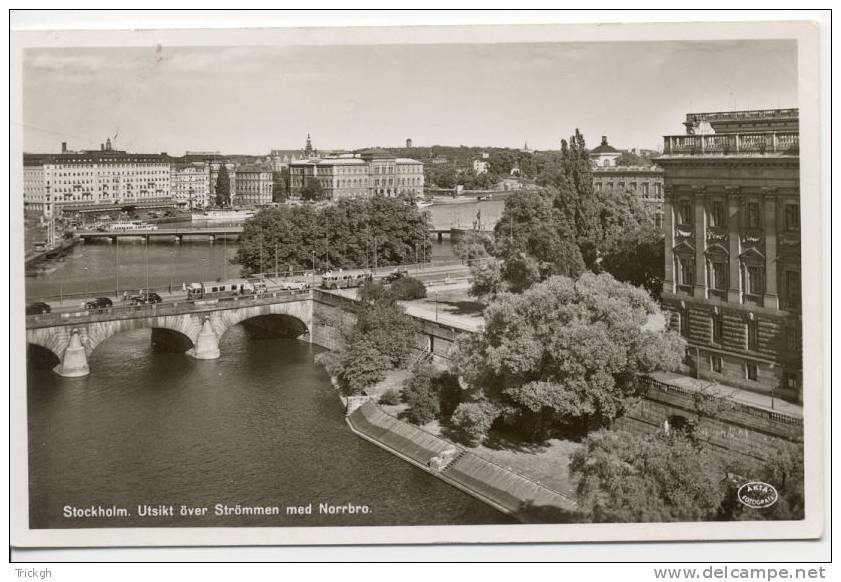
311,289 -> 464,363
615,376 -> 803,461
346,400 -> 577,523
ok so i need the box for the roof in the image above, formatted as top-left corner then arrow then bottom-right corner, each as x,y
590,136 -> 620,155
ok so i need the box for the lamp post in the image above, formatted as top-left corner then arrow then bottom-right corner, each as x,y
114,237 -> 119,298
434,291 -> 439,321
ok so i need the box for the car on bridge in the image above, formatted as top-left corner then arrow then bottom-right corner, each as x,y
129,291 -> 163,305
382,269 -> 409,284
278,280 -> 310,291
320,272 -> 373,290
85,297 -> 113,310
26,302 -> 52,316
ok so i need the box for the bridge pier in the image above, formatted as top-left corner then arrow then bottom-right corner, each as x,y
55,329 -> 90,378
437,231 -> 443,242
189,317 -> 220,360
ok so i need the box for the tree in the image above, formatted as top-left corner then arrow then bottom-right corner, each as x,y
389,276 -> 427,300
493,189 -> 585,291
454,230 -> 495,263
333,335 -> 392,396
233,196 -> 432,276
215,165 -> 231,207
300,177 -> 327,201
402,364 -> 441,425
570,429 -> 730,523
600,223 -> 665,299
454,272 -> 686,441
468,258 -> 505,301
272,169 -> 290,202
450,400 -> 499,446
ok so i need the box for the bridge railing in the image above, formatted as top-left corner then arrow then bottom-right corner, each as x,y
25,289 -> 312,329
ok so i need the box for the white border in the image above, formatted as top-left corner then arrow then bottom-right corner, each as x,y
8,17 -> 826,551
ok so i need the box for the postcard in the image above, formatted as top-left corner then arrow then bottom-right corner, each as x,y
9,17 -> 825,548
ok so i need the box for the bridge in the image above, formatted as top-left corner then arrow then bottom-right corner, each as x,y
26,291 -> 313,377
76,226 -> 243,243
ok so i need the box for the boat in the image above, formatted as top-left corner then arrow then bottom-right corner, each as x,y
415,200 -> 434,209
191,209 -> 256,222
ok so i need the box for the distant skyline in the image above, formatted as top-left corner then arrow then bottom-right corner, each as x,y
22,40 -> 798,155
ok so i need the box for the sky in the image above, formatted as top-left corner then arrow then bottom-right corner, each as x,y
22,40 -> 798,155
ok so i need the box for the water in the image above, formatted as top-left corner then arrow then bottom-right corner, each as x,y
27,330 -> 512,528
25,210 -> 510,528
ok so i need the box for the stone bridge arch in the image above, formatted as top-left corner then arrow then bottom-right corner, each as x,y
26,297 -> 313,378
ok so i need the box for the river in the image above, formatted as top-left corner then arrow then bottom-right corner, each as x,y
25,202 -> 514,528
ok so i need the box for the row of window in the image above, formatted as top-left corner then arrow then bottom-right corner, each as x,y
676,199 -> 800,231
677,311 -> 801,353
595,181 -> 663,196
675,256 -> 801,308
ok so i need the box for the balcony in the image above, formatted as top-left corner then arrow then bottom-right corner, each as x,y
662,132 -> 799,157
684,109 -> 799,126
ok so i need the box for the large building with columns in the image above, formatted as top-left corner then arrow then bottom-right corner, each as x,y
658,108 -> 801,402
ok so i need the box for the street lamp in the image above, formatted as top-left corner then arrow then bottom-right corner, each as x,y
434,291 -> 439,321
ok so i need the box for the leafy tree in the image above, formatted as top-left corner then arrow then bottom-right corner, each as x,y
333,335 -> 392,396
722,440 -> 805,521
468,258 -> 505,301
493,189 -> 585,291
570,430 -> 730,523
358,279 -> 396,306
454,273 -> 686,441
379,389 -> 401,406
402,364 -> 441,425
353,298 -> 417,369
450,400 -> 499,446
300,177 -> 327,201
272,169 -> 290,202
454,230 -> 495,263
390,276 -> 427,300
215,165 -> 231,207
600,223 -> 665,299
233,196 -> 431,276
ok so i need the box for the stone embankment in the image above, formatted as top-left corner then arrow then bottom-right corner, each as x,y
345,399 -> 577,523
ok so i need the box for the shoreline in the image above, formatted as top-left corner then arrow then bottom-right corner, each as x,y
334,387 -> 577,524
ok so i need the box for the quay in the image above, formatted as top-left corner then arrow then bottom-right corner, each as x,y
345,400 -> 577,523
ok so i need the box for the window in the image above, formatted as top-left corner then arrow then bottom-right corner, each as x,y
606,182 -> 613,191
746,319 -> 759,351
710,356 -> 722,373
786,325 -> 802,351
595,182 -> 602,192
618,182 -> 625,190
679,312 -> 689,337
678,199 -> 693,225
784,204 -> 800,231
746,363 -> 758,381
746,201 -> 761,228
641,182 -> 649,196
743,264 -> 765,297
784,270 -> 801,308
712,314 -> 723,344
710,260 -> 727,291
784,372 -> 800,392
709,200 -> 726,228
677,255 -> 694,287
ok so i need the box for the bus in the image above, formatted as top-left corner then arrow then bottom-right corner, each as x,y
320,272 -> 372,290
186,279 -> 255,300
109,221 -> 158,231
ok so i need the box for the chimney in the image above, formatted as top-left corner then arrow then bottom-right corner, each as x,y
61,142 -> 67,153
101,143 -> 105,151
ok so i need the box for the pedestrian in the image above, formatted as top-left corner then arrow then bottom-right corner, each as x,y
122,291 -> 128,303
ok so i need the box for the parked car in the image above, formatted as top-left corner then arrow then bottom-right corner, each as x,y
130,292 -> 163,305
382,269 -> 409,284
85,297 -> 113,310
26,302 -> 51,315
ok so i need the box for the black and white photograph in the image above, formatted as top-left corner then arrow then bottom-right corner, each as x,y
9,13 -> 826,554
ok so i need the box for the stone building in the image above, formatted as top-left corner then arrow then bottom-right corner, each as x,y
658,108 -> 801,402
289,149 -> 424,200
589,135 -> 622,167
170,162 -> 211,209
592,165 -> 665,227
233,165 -> 274,207
23,139 -> 172,218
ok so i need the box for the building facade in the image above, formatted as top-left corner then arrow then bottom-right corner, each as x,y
589,135 -> 622,167
170,162 -> 211,209
23,140 -> 172,218
658,109 -> 801,402
233,166 -> 274,206
289,149 -> 424,200
592,166 -> 665,227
